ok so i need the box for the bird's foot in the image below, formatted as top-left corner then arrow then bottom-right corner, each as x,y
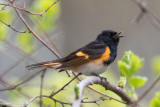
92,73 -> 107,83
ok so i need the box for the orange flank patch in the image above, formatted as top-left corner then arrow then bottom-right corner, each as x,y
91,46 -> 110,63
76,51 -> 89,59
43,62 -> 61,66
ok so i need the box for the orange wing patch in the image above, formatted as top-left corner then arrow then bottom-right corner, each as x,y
76,51 -> 89,59
91,46 -> 110,63
43,62 -> 61,66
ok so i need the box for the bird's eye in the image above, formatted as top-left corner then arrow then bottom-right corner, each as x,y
108,33 -> 111,36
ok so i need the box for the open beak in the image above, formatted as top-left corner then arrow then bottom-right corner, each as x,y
113,31 -> 124,39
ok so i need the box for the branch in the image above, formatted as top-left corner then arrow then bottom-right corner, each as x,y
0,99 -> 11,107
72,76 -> 138,107
0,68 -> 46,91
39,70 -> 46,107
0,4 -> 7,11
72,73 -> 127,105
24,94 -> 106,107
49,73 -> 81,97
81,97 -> 106,106
132,0 -> 160,32
0,19 -> 26,33
137,74 -> 160,102
24,94 -> 72,107
0,0 -> 59,16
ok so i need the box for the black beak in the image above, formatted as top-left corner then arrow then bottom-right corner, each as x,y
113,31 -> 124,39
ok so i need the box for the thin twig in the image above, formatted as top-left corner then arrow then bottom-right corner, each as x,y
40,69 -> 46,107
38,0 -> 60,16
81,97 -> 106,105
0,68 -> 45,91
0,57 -> 25,77
49,73 -> 81,97
0,19 -> 26,33
0,0 -> 60,16
88,86 -> 127,105
24,94 -> 106,107
31,18 -> 62,58
24,94 -> 72,107
132,0 -> 160,32
137,74 -> 160,102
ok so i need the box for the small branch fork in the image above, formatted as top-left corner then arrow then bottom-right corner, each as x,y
132,0 -> 160,32
49,73 -> 81,97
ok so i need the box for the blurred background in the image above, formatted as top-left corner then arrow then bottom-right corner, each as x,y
0,0 -> 160,107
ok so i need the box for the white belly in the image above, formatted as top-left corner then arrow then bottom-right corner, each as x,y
73,61 -> 108,76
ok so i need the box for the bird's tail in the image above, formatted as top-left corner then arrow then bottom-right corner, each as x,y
26,60 -> 62,70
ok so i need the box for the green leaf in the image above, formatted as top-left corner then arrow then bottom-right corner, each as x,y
16,33 -> 35,54
118,60 -> 131,77
150,91 -> 160,107
152,56 -> 160,74
118,50 -> 144,77
129,76 -> 147,88
130,53 -> 144,75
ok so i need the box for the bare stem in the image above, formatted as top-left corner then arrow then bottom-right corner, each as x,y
137,74 -> 160,102
0,19 -> 26,33
0,0 -> 60,16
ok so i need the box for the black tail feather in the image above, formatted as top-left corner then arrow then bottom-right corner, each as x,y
26,61 -> 56,70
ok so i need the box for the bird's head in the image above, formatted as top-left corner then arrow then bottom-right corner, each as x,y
96,30 -> 123,45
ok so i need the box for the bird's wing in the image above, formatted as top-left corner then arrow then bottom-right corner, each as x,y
58,41 -> 110,69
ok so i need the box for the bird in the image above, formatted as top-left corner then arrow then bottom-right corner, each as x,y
26,30 -> 123,76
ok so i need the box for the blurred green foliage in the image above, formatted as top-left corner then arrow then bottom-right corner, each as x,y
16,32 -> 35,54
0,8 -> 14,50
150,91 -> 160,107
152,56 -> 160,74
31,0 -> 60,31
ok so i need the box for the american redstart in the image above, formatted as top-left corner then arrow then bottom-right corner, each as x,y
27,30 -> 123,76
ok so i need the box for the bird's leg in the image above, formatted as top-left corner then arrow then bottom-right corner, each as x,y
91,73 -> 107,82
